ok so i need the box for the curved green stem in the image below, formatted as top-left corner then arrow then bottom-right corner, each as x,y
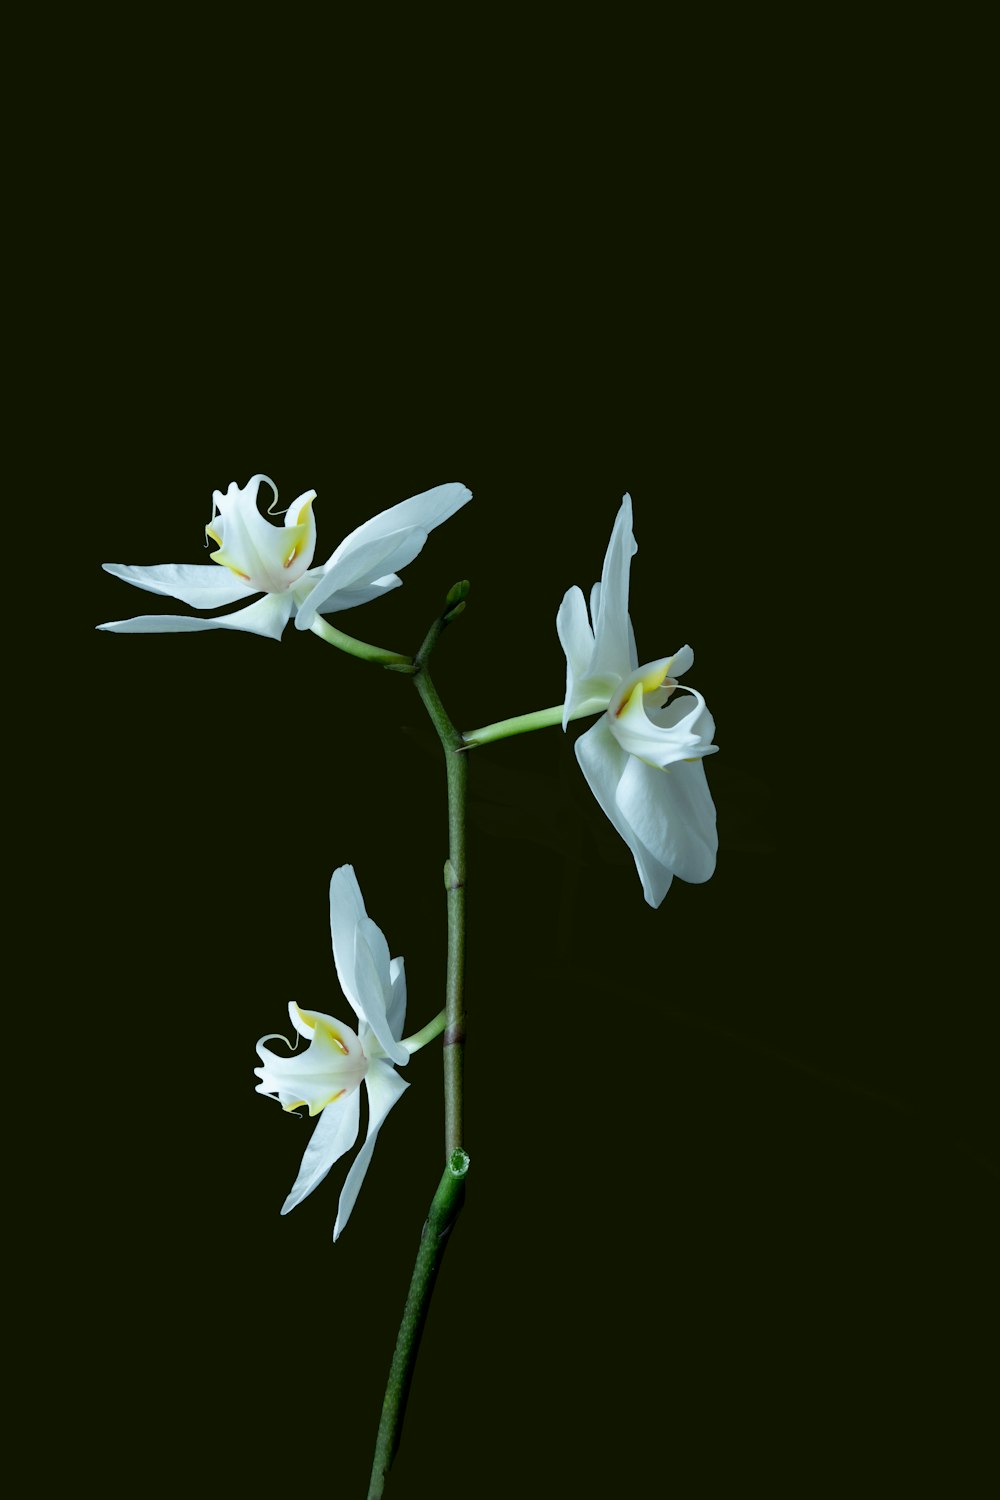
401,1008 -> 447,1054
462,696 -> 608,747
310,615 -> 411,667
367,1150 -> 470,1500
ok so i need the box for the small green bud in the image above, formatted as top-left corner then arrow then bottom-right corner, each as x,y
442,600 -> 466,622
445,579 -> 470,607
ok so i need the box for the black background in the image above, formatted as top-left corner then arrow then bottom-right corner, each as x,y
27,24 -> 996,1497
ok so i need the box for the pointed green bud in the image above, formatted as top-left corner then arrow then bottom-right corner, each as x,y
445,580 -> 470,607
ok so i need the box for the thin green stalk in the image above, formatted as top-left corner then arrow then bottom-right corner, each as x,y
401,1007 -> 447,1055
367,594 -> 469,1494
310,615 -> 411,667
367,1151 -> 470,1500
463,695 -> 608,747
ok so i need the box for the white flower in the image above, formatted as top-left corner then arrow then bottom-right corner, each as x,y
98,476 -> 472,640
556,494 -> 719,908
255,865 -> 411,1239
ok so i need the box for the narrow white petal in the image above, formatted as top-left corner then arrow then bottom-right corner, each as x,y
296,481 -> 471,629
329,865 -> 367,1018
386,956 -> 407,1043
589,495 -> 636,681
556,585 -> 595,679
353,922 -> 409,1066
333,1062 -> 409,1240
96,591 -> 294,640
101,562 -> 257,609
616,754 -> 718,886
575,719 -> 675,908
280,1090 -> 361,1215
556,585 -> 596,728
328,866 -> 408,1065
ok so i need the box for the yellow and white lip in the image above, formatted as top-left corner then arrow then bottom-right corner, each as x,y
206,475 -> 317,594
254,1003 -> 368,1117
611,656 -> 678,719
607,647 -> 716,769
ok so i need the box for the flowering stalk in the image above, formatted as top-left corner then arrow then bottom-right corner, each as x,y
462,698 -> 606,747
367,1149 -> 469,1500
368,586 -> 470,1493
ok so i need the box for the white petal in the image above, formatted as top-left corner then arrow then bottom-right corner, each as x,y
101,562 -> 257,609
333,1061 -> 409,1240
288,1001 -> 315,1039
556,585 -> 597,727
386,956 -> 407,1043
556,588 -> 622,724
298,529 -> 424,625
280,1089 -> 361,1215
328,865 -> 367,1017
327,869 -> 407,1063
611,680 -> 717,768
293,571 -> 402,616
353,921 -> 409,1066
97,592 -> 294,639
575,719 -> 675,908
295,481 -> 471,629
589,495 -> 636,682
556,585 -> 595,681
668,644 -> 695,679
592,586 -> 639,672
616,754 -> 718,887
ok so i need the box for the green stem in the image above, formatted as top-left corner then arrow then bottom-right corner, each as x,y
367,1150 -> 470,1500
310,615 -> 411,667
462,696 -> 608,747
401,1008 -> 447,1054
368,598 -> 469,1494
410,613 -> 467,1158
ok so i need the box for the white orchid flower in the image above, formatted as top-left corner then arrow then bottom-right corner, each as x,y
556,494 -> 719,909
98,475 -> 472,641
255,865 -> 412,1240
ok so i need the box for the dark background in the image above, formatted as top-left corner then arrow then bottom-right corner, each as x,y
25,24 -> 995,1497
